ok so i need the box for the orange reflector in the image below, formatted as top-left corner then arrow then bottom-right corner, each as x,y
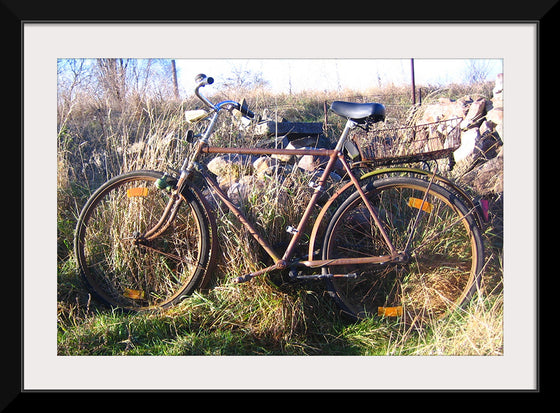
123,288 -> 145,300
378,306 -> 403,317
408,197 -> 432,213
127,187 -> 149,198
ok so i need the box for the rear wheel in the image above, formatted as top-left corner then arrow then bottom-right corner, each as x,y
74,170 -> 216,311
322,176 -> 484,323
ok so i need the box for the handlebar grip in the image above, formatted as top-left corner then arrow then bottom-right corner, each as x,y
239,98 -> 255,119
241,107 -> 255,119
195,73 -> 214,86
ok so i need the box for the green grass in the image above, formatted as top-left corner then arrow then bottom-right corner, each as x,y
57,251 -> 503,356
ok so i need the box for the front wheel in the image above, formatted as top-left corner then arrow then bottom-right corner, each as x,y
74,170 -> 216,311
322,176 -> 484,323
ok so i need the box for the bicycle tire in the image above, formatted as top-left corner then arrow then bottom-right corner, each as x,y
322,176 -> 484,322
74,170 -> 216,311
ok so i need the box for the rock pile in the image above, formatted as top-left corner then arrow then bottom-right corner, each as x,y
415,73 -> 503,194
206,138 -> 342,207
205,73 -> 504,202
206,117 -> 342,205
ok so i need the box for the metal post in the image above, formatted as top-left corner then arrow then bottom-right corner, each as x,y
411,58 -> 416,105
324,100 -> 328,131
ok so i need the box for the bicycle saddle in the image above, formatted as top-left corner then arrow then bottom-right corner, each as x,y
330,101 -> 385,124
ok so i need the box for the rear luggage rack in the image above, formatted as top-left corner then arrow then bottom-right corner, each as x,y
351,117 -> 463,166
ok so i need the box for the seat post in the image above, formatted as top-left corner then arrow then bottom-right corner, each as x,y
334,119 -> 357,152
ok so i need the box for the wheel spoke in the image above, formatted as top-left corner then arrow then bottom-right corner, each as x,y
323,176 -> 484,322
75,172 -> 214,310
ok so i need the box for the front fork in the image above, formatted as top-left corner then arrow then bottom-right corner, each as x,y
130,173 -> 185,245
138,126 -> 214,242
141,133 -> 213,243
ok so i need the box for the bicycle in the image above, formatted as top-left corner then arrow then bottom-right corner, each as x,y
74,73 -> 486,323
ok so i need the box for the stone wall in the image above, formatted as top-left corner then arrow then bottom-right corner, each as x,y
416,73 -> 504,194
205,73 -> 504,202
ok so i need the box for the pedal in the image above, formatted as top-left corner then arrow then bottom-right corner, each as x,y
288,269 -> 301,279
233,273 -> 254,283
308,181 -> 323,191
286,226 -> 298,234
233,263 -> 281,284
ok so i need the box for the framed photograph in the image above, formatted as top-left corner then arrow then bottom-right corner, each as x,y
20,19 -> 541,395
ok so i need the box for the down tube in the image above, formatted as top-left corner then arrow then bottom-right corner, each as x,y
200,168 -> 283,263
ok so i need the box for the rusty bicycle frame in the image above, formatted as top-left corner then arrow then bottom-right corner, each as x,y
144,74 -> 414,283
199,144 -> 404,283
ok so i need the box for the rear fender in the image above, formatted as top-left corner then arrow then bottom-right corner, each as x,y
306,166 -> 485,260
359,167 -> 486,228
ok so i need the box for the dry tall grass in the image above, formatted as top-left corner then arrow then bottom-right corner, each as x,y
57,68 -> 503,356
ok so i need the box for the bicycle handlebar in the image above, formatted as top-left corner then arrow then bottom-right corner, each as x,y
195,73 -> 214,87
194,73 -> 254,119
194,74 -> 216,110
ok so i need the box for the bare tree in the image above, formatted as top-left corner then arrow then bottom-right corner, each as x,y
58,58 -> 183,107
96,58 -> 130,107
171,59 -> 180,100
463,60 -> 491,84
223,64 -> 269,90
57,59 -> 88,107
